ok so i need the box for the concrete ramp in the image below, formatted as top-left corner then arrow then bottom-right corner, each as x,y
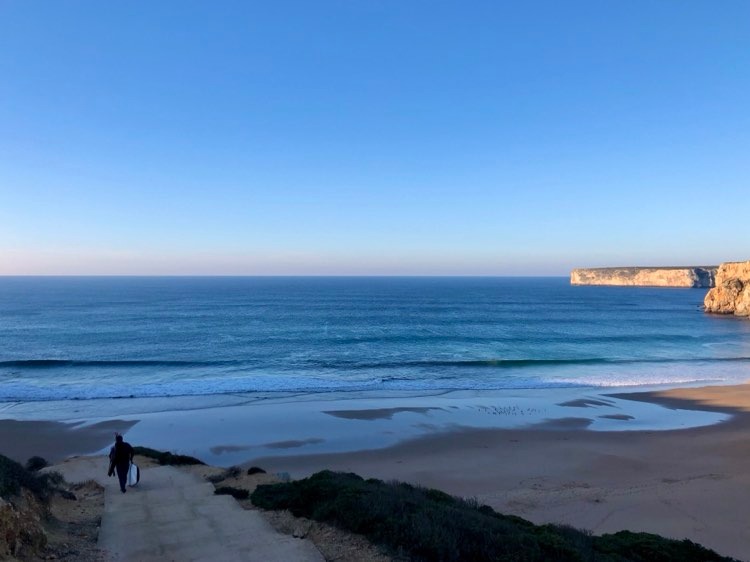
53,458 -> 324,561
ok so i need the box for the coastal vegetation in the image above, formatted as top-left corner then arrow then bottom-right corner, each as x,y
0,453 -> 62,501
132,446 -> 204,466
251,470 -> 735,562
24,456 -> 49,472
1,453 -> 113,560
214,485 -> 250,500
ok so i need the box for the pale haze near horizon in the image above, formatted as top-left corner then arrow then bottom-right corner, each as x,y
1,1 -> 748,276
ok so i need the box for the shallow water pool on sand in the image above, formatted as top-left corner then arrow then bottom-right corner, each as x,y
0,386 -> 729,466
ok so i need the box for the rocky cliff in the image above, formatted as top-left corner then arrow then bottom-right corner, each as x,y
0,491 -> 47,559
570,267 -> 717,288
703,261 -> 750,316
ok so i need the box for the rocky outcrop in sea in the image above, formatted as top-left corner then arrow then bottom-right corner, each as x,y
704,261 -> 750,317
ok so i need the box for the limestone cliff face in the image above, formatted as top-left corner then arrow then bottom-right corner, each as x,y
570,267 -> 717,288
704,261 -> 750,316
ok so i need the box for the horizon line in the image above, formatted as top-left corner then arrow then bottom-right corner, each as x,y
0,273 -> 572,278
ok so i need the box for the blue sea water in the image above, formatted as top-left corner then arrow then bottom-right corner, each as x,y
1,276 -> 749,402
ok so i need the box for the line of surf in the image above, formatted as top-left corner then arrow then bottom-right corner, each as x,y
0,374 -> 729,403
304,356 -> 750,370
2,356 -> 750,370
0,359 -> 243,368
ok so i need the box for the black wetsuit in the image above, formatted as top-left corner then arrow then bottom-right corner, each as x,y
110,441 -> 134,493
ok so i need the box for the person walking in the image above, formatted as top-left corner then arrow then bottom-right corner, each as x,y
108,433 -> 135,493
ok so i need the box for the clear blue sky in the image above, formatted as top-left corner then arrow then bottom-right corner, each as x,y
1,1 -> 748,275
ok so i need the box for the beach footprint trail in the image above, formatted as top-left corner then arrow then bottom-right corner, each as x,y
54,457 -> 324,562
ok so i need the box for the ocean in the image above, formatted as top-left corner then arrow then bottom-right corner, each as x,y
1,276 -> 749,403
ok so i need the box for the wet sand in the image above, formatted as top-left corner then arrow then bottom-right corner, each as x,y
322,406 -> 443,420
0,386 -> 730,466
0,419 -> 137,464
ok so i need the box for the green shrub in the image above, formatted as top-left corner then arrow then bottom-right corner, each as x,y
132,446 -> 204,466
594,531 -> 729,562
0,453 -> 64,502
251,471 -> 736,562
214,486 -> 249,500
25,456 -> 48,472
0,454 -> 36,498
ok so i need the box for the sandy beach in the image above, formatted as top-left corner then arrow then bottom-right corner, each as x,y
246,383 -> 750,560
0,418 -> 136,465
2,383 -> 750,559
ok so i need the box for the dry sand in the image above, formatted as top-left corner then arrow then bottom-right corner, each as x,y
249,384 -> 750,561
44,479 -> 108,561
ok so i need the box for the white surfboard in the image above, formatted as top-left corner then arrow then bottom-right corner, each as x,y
127,462 -> 140,487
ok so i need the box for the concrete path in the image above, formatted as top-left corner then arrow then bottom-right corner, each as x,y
52,457 -> 324,562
